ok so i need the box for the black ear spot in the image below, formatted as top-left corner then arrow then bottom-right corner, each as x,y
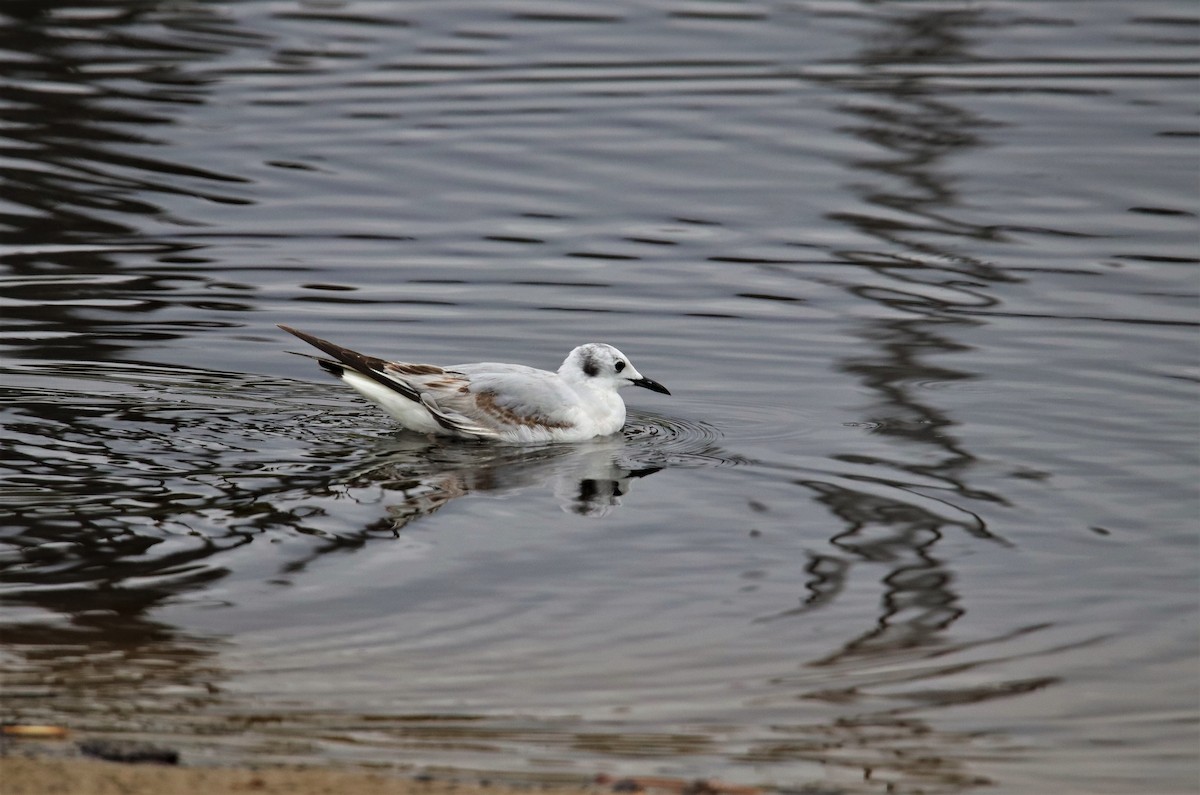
614,360 -> 626,373
582,356 -> 599,377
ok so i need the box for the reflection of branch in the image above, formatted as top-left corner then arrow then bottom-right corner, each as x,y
753,553 -> 848,623
789,10 -> 1025,701
758,474 -> 971,665
885,675 -> 1059,709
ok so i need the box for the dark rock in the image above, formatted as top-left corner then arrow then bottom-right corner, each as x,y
77,739 -> 180,765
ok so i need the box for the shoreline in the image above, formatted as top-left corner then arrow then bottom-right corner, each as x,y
0,748 -> 766,795
0,754 -> 601,795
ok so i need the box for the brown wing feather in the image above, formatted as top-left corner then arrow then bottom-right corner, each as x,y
472,390 -> 573,430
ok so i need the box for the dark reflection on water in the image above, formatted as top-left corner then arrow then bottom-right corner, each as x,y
1,1 -> 1197,792
0,1 -> 262,369
0,2 -> 255,246
790,3 -> 1005,658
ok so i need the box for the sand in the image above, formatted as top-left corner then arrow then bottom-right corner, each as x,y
0,755 -> 601,795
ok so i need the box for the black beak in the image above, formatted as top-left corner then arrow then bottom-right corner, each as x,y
631,377 -> 671,395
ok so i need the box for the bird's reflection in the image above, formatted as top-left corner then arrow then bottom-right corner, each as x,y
345,433 -> 664,529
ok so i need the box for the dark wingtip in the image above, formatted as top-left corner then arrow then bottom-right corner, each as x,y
317,359 -> 344,377
277,324 -> 425,405
283,350 -> 345,378
277,324 -> 311,342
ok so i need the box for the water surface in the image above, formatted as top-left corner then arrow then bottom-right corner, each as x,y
1,2 -> 1197,793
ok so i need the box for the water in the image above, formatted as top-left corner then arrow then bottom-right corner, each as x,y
1,2 -> 1196,793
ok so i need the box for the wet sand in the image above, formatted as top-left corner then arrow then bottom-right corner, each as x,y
0,755 -> 599,795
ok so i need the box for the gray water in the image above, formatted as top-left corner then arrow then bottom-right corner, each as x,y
1,2 -> 1197,793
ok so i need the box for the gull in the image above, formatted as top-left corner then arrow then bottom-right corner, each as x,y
278,325 -> 670,443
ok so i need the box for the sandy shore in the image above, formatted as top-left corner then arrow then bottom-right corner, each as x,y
0,755 -> 604,795
0,728 -> 767,795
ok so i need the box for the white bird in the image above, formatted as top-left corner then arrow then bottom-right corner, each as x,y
278,325 -> 670,443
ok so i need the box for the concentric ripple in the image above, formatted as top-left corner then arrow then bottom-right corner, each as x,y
622,410 -> 749,468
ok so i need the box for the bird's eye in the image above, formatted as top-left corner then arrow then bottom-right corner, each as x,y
614,360 -> 626,373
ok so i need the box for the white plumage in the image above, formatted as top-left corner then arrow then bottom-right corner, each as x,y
279,325 -> 670,443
